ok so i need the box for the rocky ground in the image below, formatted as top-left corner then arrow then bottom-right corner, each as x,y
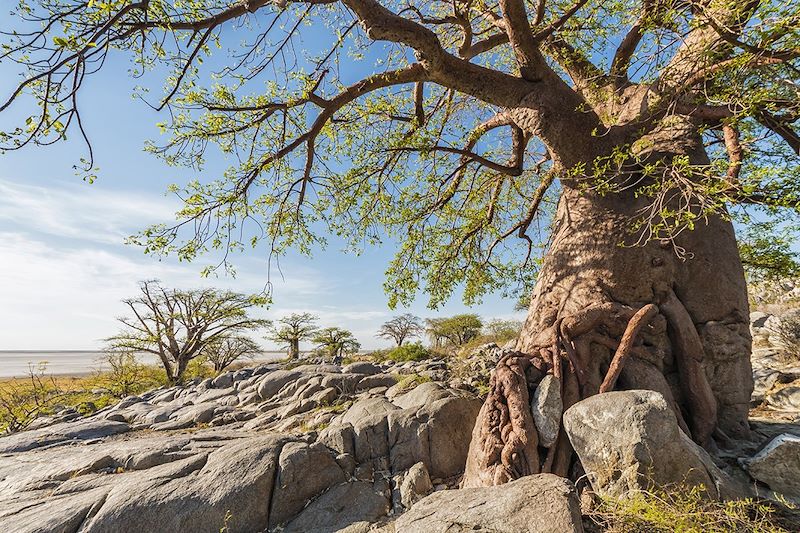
0,356 -> 493,533
1,320 -> 799,533
749,313 -> 800,418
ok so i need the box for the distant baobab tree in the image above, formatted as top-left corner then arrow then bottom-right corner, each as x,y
267,313 -> 320,360
377,314 -> 424,346
105,280 -> 269,384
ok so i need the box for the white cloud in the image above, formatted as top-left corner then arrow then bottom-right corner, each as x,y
0,178 -> 177,245
0,177 -> 522,352
0,175 -> 332,349
0,230 -> 329,349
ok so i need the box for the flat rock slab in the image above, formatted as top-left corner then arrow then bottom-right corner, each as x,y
394,474 -> 583,533
0,419 -> 130,453
0,360 -> 493,532
745,433 -> 800,497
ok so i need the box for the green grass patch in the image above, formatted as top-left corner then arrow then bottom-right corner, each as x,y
587,486 -> 800,532
391,373 -> 432,393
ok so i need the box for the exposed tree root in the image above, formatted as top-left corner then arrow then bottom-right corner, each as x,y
552,369 -> 580,477
600,304 -> 659,393
658,289 -> 718,448
462,352 -> 542,487
464,294 -> 717,487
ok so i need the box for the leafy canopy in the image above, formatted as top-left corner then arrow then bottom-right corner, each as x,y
1,0 -> 799,304
426,313 -> 483,346
312,326 -> 361,358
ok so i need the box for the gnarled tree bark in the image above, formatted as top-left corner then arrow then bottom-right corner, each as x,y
464,145 -> 753,487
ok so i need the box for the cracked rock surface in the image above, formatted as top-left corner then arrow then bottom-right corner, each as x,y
0,358 -> 482,533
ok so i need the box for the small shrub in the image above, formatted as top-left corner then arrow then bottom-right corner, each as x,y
299,420 -> 330,433
386,342 -> 430,362
183,356 -> 216,381
770,311 -> 800,361
0,363 -> 65,433
219,510 -> 233,533
93,352 -> 164,398
319,399 -> 352,413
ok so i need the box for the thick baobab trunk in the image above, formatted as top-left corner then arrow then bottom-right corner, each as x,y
289,339 -> 300,360
463,171 -> 753,487
171,357 -> 189,385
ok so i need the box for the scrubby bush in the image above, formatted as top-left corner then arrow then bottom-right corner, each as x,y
483,319 -> 523,344
184,356 -> 217,381
387,342 -> 431,362
770,311 -> 800,361
392,373 -> 433,393
366,342 -> 434,363
94,352 -> 164,398
0,363 -> 64,433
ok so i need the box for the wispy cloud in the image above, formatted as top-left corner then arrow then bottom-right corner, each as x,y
0,177 -> 520,351
0,178 -> 177,245
0,178 -> 329,349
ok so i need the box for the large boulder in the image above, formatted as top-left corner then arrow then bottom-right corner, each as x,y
393,474 -> 583,532
211,372 -> 234,389
340,397 -> 399,426
421,397 -> 482,479
343,362 -> 382,375
282,481 -> 391,533
398,462 -> 433,509
319,423 -> 357,457
268,441 -> 347,528
257,370 -> 303,400
387,396 -> 482,479
563,390 -> 741,499
78,435 -> 290,532
392,382 -> 456,410
0,432 -> 293,533
321,373 -> 365,394
356,374 -> 398,391
744,433 -> 800,497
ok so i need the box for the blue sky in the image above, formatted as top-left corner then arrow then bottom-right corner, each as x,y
0,19 -> 526,350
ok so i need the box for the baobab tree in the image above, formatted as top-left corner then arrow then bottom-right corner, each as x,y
426,314 -> 484,347
377,314 -> 424,346
203,336 -> 263,373
2,1 -> 799,486
312,327 -> 361,364
106,281 -> 269,384
267,313 -> 319,359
